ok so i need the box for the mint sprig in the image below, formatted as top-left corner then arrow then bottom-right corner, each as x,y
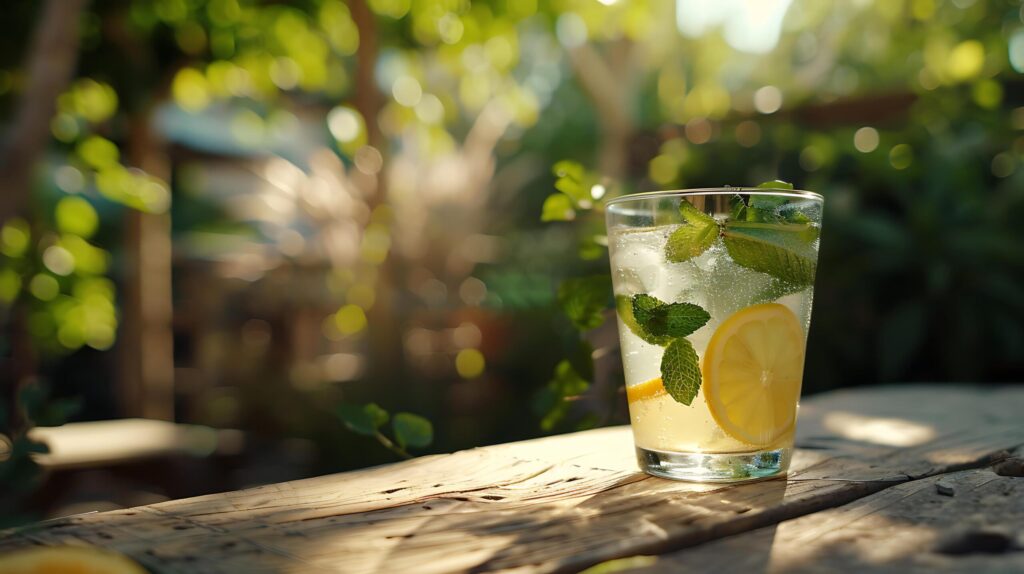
661,338 -> 702,406
619,294 -> 708,406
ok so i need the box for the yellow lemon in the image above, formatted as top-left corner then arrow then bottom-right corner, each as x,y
0,546 -> 146,574
625,377 -> 667,404
702,303 -> 805,446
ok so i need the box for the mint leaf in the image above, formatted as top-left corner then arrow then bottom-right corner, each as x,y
541,193 -> 575,221
392,412 -> 434,449
631,294 -> 663,327
756,179 -> 794,190
661,338 -> 702,406
558,276 -> 611,330
337,403 -> 389,436
631,294 -> 710,338
615,295 -> 671,346
723,222 -> 818,286
666,201 -> 719,262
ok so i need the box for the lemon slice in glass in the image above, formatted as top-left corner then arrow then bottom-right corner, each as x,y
702,303 -> 806,446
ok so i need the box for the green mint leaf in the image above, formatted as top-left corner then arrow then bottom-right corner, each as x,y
631,293 -> 663,327
729,194 -> 747,220
631,294 -> 710,338
337,403 -> 389,436
747,182 -> 794,223
661,338 -> 702,406
666,201 -> 719,262
756,179 -> 794,190
541,193 -> 575,222
723,221 -> 818,286
558,275 -> 611,330
615,295 -> 672,346
659,302 -> 710,337
392,412 -> 434,449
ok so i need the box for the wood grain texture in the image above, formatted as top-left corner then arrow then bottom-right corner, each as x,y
2,385 -> 1022,573
619,458 -> 1024,573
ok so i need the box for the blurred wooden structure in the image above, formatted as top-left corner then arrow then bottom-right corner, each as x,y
3,384 -> 1022,573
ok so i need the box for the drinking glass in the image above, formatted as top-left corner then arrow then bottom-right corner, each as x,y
605,188 -> 823,482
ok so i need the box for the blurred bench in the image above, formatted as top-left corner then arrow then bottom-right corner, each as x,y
28,419 -> 244,470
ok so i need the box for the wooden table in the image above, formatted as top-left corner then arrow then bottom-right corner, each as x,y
3,384 -> 1023,573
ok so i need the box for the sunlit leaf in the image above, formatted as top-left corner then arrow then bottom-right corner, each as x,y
392,413 -> 433,449
337,403 -> 389,436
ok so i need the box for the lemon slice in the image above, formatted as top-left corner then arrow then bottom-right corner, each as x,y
702,303 -> 805,446
0,546 -> 147,574
625,377 -> 667,404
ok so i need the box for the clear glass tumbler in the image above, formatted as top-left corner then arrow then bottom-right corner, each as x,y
605,188 -> 823,482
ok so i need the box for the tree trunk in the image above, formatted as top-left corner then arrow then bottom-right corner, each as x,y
0,0 -> 88,225
0,0 -> 88,433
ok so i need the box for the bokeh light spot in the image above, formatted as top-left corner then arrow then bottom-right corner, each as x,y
1009,30 -> 1024,73
29,274 -> 60,301
392,76 -> 423,107
684,118 -> 712,144
556,13 -> 587,48
455,348 -> 485,379
0,269 -> 20,303
42,246 -> 75,276
991,153 -> 1015,178
1,219 -> 31,258
853,127 -> 879,153
172,68 -> 211,112
55,196 -> 99,238
335,304 -> 367,336
753,86 -> 783,114
947,40 -> 984,81
889,144 -> 913,170
735,120 -> 761,147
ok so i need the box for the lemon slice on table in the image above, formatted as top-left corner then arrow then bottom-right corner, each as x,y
702,303 -> 806,446
0,546 -> 147,574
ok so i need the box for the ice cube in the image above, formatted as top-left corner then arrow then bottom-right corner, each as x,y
610,227 -> 670,295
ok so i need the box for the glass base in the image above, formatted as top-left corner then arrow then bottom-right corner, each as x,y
636,446 -> 791,483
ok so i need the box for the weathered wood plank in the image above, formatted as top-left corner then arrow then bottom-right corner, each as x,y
3,385 -> 1022,573
618,457 -> 1024,573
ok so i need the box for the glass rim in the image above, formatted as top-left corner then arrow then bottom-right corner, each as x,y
605,187 -> 823,206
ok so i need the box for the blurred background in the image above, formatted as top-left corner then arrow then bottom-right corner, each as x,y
1,0 -> 1022,524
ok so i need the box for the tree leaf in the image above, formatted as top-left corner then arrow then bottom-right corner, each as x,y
557,275 -> 611,331
723,222 -> 818,286
551,160 -> 593,207
661,338 -> 702,406
541,193 -> 575,222
666,201 -> 719,262
337,403 -> 389,436
535,359 -> 590,431
392,413 -> 433,449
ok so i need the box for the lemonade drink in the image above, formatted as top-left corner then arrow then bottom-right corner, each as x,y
605,188 -> 823,482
